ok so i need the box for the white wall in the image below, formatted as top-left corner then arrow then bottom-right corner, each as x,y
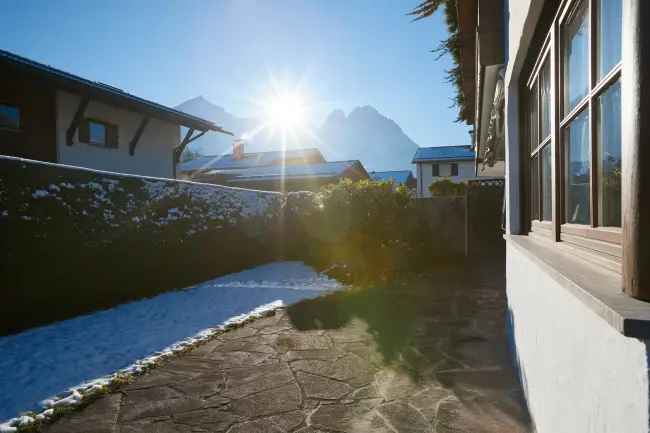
416,160 -> 475,198
56,91 -> 180,178
507,244 -> 649,433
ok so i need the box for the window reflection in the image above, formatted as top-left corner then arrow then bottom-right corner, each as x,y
541,144 -> 552,221
565,110 -> 590,225
597,81 -> 621,227
563,2 -> 589,114
598,0 -> 622,79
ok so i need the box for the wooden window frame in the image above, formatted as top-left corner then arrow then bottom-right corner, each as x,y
0,102 -> 21,132
80,118 -> 119,149
523,0 -> 623,266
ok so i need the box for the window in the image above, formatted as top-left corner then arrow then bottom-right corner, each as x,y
0,104 -> 20,129
79,119 -> 118,148
524,0 -> 622,249
450,163 -> 458,176
432,163 -> 439,177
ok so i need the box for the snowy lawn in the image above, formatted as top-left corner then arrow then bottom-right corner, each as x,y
0,261 -> 341,422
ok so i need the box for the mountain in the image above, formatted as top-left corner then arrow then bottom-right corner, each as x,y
174,97 -> 419,171
318,106 -> 419,171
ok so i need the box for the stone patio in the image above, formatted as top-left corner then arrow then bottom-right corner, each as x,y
42,258 -> 531,433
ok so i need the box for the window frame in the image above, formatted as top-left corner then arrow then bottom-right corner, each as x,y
432,163 -> 439,177
523,0 -> 623,264
0,103 -> 21,131
80,118 -> 119,149
450,163 -> 459,177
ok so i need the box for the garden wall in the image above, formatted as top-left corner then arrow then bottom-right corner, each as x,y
0,156 -> 289,335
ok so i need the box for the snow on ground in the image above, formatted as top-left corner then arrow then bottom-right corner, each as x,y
0,261 -> 341,422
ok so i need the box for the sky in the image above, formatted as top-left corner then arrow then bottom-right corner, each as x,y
1,0 -> 471,148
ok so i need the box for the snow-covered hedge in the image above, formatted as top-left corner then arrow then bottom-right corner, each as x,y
0,156 -> 288,334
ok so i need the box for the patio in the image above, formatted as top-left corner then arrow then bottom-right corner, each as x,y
42,256 -> 530,433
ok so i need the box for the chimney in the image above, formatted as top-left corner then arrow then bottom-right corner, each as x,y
233,139 -> 245,160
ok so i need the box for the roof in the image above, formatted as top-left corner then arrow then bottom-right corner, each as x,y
178,148 -> 325,173
208,160 -> 362,182
412,145 -> 475,163
369,170 -> 413,184
0,49 -> 230,134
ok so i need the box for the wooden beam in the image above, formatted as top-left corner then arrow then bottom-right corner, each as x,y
66,96 -> 90,146
128,116 -> 149,156
622,0 -> 650,300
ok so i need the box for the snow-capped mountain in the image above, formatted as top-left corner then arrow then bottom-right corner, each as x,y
175,96 -> 419,171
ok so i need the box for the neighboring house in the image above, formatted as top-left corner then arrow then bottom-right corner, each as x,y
177,144 -> 325,178
200,160 -> 369,192
0,49 -> 231,178
456,1 -> 650,432
411,145 -> 475,197
178,142 -> 367,192
369,170 -> 416,189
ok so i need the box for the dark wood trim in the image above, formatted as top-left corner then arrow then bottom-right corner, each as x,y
65,96 -> 89,146
129,116 -> 149,156
622,0 -> 650,300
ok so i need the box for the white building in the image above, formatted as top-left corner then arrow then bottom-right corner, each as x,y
411,145 -> 475,197
455,1 -> 650,432
0,49 -> 231,178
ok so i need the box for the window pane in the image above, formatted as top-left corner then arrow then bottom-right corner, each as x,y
530,83 -> 538,151
432,164 -> 439,177
541,144 -> 553,221
597,81 -> 621,226
89,121 -> 106,144
531,155 -> 539,220
540,60 -> 551,140
563,1 -> 589,114
598,0 -> 622,79
0,104 -> 20,129
564,110 -> 591,224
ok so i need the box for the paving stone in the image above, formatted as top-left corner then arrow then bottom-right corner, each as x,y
230,383 -> 301,418
223,362 -> 295,399
373,368 -> 426,401
407,386 -> 452,422
203,350 -> 276,367
376,401 -> 432,433
296,371 -> 352,399
172,408 -> 241,432
46,393 -> 122,433
274,333 -> 331,352
118,419 -> 194,433
120,392 -> 205,422
220,326 -> 259,340
309,401 -> 386,432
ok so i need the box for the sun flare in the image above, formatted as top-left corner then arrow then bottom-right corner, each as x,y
265,92 -> 307,131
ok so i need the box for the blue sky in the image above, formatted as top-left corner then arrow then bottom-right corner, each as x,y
2,0 -> 470,148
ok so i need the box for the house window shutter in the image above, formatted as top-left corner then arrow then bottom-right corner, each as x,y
78,120 -> 90,143
107,123 -> 119,148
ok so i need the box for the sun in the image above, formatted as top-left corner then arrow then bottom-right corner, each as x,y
265,92 -> 307,131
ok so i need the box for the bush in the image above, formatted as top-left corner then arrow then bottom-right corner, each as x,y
428,179 -> 466,196
288,179 -> 435,282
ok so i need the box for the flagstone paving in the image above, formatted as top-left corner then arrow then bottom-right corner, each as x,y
42,258 -> 531,433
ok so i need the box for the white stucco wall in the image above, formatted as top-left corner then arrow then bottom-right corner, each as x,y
507,243 -> 649,433
416,160 -> 475,198
56,91 -> 180,178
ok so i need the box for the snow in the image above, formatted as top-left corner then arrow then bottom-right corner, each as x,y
0,261 -> 341,423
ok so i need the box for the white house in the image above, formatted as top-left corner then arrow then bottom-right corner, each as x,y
455,1 -> 650,432
0,49 -> 231,178
411,145 -> 475,197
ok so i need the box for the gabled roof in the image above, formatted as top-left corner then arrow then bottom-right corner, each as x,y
412,145 -> 475,163
178,148 -> 325,173
0,49 -> 230,134
369,170 -> 414,184
207,160 -> 364,182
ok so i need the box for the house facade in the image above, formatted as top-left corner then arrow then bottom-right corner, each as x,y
412,145 -> 475,197
178,144 -> 368,192
456,1 -> 650,432
0,49 -> 230,178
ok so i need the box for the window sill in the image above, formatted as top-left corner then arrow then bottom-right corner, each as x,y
506,234 -> 650,338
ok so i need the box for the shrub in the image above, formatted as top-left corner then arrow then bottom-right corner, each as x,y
428,178 -> 466,196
